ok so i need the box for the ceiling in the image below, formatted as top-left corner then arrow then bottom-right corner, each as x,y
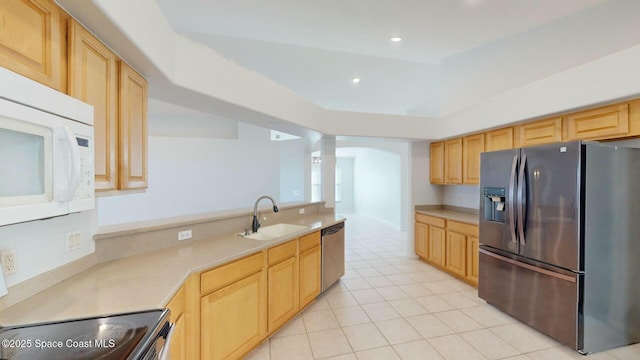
155,0 -> 609,116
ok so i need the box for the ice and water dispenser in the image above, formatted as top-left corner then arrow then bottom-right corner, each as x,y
483,187 -> 506,223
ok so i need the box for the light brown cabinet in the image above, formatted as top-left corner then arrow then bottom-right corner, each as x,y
415,213 -> 479,286
415,221 -> 428,259
515,117 -> 562,147
118,62 -> 148,189
564,103 -> 630,141
68,18 -> 119,191
428,226 -> 446,267
299,232 -> 321,308
165,284 -> 187,360
485,127 -> 514,152
267,240 -> 299,333
194,229 -> 325,359
68,19 -> 148,192
466,236 -> 479,285
444,138 -> 463,184
0,0 -> 67,92
430,142 -> 445,184
200,252 -> 267,360
445,231 -> 467,277
415,214 -> 446,267
462,133 -> 484,184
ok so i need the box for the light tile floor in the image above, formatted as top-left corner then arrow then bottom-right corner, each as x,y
245,213 -> 640,360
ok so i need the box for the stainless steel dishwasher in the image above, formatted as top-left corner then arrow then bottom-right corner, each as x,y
321,222 -> 345,292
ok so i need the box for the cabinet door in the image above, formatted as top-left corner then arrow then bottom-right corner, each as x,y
563,103 -> 630,141
0,0 -> 66,92
428,226 -> 446,267
268,256 -> 299,332
463,134 -> 484,184
119,61 -> 148,190
485,127 -> 514,152
415,222 -> 428,259
444,138 -> 463,184
446,231 -> 467,277
201,271 -> 267,360
68,19 -> 119,191
299,245 -> 321,308
466,236 -> 479,285
515,117 -> 562,147
166,285 -> 186,360
169,313 -> 186,360
430,142 -> 445,184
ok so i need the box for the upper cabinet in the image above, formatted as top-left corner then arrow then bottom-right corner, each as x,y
119,62 -> 148,190
444,138 -> 463,184
485,127 -> 514,152
515,117 -> 562,148
68,18 -> 119,191
68,19 -> 148,192
563,103 -> 630,141
462,133 -> 484,184
0,0 -> 67,92
430,142 -> 445,184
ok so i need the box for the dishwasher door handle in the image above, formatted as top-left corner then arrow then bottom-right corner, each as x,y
322,222 -> 344,236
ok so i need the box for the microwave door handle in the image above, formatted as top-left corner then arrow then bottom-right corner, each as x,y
55,126 -> 81,201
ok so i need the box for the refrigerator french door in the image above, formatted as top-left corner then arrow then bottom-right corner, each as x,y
479,141 -> 640,354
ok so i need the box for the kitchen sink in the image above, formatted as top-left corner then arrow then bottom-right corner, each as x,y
238,223 -> 310,241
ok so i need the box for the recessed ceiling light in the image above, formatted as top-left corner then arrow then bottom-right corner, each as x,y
352,77 -> 361,84
390,37 -> 402,42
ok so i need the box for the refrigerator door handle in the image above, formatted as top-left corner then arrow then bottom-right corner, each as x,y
508,155 -> 518,245
517,154 -> 527,245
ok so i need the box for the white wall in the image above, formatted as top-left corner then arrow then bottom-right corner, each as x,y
349,147 -> 402,229
279,138 -> 306,203
335,157 -> 355,213
411,141 -> 442,206
0,211 -> 96,287
97,122 -> 281,226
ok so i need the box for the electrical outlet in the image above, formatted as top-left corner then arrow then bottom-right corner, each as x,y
299,208 -> 305,214
1,248 -> 17,275
65,230 -> 82,252
178,230 -> 192,241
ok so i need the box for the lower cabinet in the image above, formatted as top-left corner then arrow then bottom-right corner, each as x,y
466,236 -> 479,285
414,222 -> 428,259
445,231 -> 467,277
267,240 -> 299,333
201,270 -> 267,360
428,226 -> 446,267
166,284 -> 186,360
299,234 -> 322,308
176,229 -> 324,359
415,212 -> 479,286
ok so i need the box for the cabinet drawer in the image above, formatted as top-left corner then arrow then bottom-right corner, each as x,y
299,231 -> 321,252
447,220 -> 479,237
268,240 -> 297,266
201,252 -> 264,294
415,213 -> 445,228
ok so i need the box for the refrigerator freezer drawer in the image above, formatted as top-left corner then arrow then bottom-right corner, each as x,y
478,249 -> 580,350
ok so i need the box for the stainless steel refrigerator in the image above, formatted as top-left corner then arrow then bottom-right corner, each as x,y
479,140 -> 640,354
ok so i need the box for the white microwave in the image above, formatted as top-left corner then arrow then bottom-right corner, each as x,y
0,67 -> 94,227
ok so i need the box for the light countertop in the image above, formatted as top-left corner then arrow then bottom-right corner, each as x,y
0,214 -> 345,326
415,206 -> 479,225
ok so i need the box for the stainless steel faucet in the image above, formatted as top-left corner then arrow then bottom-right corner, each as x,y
252,195 -> 279,233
